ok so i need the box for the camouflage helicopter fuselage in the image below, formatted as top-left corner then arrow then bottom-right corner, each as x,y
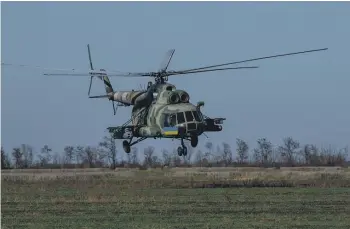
106,79 -> 221,140
135,83 -> 205,138
93,72 -> 224,147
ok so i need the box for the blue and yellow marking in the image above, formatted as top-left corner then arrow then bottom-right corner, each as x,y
162,127 -> 178,136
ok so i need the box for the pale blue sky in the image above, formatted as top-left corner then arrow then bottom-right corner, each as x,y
1,2 -> 349,158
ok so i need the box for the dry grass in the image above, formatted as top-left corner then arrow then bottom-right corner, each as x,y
2,167 -> 350,228
2,166 -> 350,188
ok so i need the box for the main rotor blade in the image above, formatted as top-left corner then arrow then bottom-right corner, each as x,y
1,62 -> 136,76
159,49 -> 175,72
43,71 -> 153,77
1,63 -> 81,72
168,66 -> 258,76
87,44 -> 94,70
179,48 -> 328,72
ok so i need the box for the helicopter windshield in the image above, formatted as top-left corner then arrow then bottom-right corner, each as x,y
177,112 -> 185,124
192,111 -> 201,122
185,111 -> 194,122
164,111 -> 202,127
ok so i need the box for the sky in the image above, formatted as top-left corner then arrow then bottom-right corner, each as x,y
1,2 -> 350,159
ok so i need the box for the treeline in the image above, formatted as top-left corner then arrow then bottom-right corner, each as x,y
1,135 -> 349,169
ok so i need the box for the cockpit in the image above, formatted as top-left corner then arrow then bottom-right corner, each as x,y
164,110 -> 204,134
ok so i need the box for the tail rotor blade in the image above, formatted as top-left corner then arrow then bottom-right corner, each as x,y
88,76 -> 93,96
112,101 -> 116,115
87,44 -> 94,70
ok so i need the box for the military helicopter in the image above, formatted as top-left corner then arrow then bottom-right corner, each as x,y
1,45 -> 328,156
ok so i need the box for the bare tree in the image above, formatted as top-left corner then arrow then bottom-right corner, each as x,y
1,147 -> 6,169
214,145 -> 223,165
222,142 -> 233,166
12,148 -> 23,168
301,144 -> 319,165
63,146 -> 75,164
1,147 -> 11,169
236,138 -> 249,164
79,146 -> 98,168
341,146 -> 349,161
171,149 -> 182,167
152,155 -> 161,167
254,138 -> 273,166
130,147 -> 138,165
74,146 -> 85,165
278,137 -> 300,166
338,146 -> 349,166
144,146 -> 155,167
52,152 -> 61,165
162,149 -> 171,166
18,144 -> 34,168
39,145 -> 52,166
319,145 -> 348,166
205,141 -> 214,162
27,146 -> 34,167
21,144 -> 29,168
99,135 -> 117,169
95,147 -> 107,167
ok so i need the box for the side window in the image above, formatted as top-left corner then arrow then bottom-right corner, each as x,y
177,112 -> 185,124
169,114 -> 177,126
185,111 -> 194,122
164,114 -> 177,127
164,114 -> 170,127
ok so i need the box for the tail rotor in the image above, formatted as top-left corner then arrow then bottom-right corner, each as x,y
86,44 -> 117,115
87,44 -> 94,97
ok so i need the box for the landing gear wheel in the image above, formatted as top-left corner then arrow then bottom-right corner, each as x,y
190,135 -> 198,148
123,140 -> 131,154
177,146 -> 187,157
177,146 -> 183,156
178,137 -> 188,157
182,147 -> 188,156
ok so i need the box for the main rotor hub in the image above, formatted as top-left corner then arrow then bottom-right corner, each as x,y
154,71 -> 168,84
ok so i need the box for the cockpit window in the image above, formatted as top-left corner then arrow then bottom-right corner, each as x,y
164,114 -> 177,127
192,111 -> 201,122
185,111 -> 194,122
177,112 -> 185,124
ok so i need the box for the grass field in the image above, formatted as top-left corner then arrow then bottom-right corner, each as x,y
2,167 -> 350,228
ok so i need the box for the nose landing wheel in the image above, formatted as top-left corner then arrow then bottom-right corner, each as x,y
177,146 -> 187,157
177,137 -> 188,156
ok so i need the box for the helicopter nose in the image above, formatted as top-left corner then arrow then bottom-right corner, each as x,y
179,122 -> 204,135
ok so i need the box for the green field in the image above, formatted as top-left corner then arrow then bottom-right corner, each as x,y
2,167 -> 350,228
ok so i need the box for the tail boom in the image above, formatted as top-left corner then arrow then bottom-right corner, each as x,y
111,90 -> 153,107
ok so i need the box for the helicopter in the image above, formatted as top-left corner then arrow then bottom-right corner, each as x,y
1,45 -> 328,156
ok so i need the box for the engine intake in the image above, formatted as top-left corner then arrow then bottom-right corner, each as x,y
179,91 -> 190,103
168,92 -> 180,104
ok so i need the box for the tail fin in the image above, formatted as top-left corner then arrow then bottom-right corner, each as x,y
87,44 -> 114,96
